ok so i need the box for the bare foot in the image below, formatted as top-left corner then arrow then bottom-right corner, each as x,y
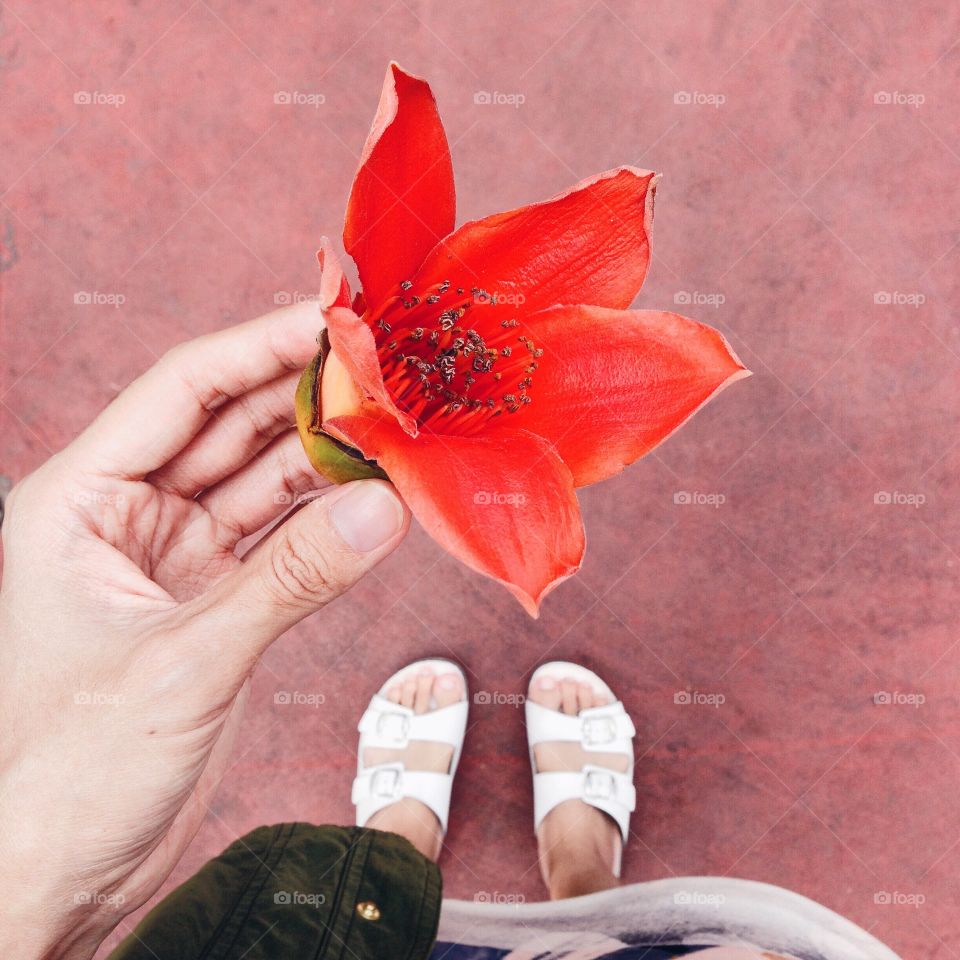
363,667 -> 464,862
530,675 -> 629,899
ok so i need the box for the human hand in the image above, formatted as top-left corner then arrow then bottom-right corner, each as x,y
0,302 -> 410,959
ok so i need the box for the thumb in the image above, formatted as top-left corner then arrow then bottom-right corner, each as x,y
196,479 -> 409,661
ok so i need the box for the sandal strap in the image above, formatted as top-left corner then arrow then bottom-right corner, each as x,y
525,699 -> 635,754
532,765 -> 636,843
358,694 -> 468,749
352,762 -> 454,833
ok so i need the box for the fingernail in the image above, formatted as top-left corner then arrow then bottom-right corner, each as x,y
330,482 -> 405,553
538,677 -> 556,690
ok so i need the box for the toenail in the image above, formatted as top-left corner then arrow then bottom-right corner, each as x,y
538,677 -> 556,690
438,674 -> 458,689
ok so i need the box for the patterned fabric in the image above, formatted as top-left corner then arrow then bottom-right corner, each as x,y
430,948 -> 792,960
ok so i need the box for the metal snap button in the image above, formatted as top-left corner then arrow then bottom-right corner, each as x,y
356,901 -> 381,921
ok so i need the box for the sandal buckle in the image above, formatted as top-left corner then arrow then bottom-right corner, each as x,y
584,769 -> 615,800
376,711 -> 411,743
582,715 -> 616,746
370,767 -> 402,800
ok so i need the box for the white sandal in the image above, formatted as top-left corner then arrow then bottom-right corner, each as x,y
526,661 -> 637,850
352,658 -> 468,835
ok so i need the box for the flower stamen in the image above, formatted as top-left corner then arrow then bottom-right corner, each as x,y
367,279 -> 539,434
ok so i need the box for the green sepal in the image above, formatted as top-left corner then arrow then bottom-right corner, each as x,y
295,331 -> 388,485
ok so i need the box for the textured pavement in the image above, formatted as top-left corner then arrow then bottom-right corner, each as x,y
2,2 -> 959,956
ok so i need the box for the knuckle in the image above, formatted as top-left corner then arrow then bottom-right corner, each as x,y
158,340 -> 193,369
265,526 -> 345,607
2,473 -> 39,522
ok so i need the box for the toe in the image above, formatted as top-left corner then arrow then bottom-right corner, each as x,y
530,675 -> 562,711
401,675 -> 418,709
414,670 -> 434,714
561,678 -> 579,716
435,671 -> 463,707
578,682 -> 595,712
387,685 -> 402,704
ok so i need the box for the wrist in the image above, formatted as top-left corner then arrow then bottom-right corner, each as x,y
0,790 -> 115,960
0,886 -> 109,960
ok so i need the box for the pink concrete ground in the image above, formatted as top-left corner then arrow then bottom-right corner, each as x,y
2,1 -> 959,956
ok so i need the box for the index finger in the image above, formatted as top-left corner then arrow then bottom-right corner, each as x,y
69,301 -> 325,479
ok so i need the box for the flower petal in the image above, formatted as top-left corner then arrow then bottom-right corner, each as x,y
495,305 -> 750,487
326,415 -> 585,616
317,236 -> 352,309
412,167 -> 658,314
324,306 -> 418,437
344,62 -> 455,310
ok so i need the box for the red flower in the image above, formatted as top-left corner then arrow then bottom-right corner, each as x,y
296,62 -> 749,616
